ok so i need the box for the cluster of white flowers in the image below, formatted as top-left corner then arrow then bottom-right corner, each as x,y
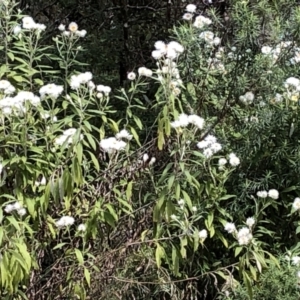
0,91 -> 40,116
225,218 -> 255,246
70,72 -> 93,90
193,15 -> 212,29
100,129 -> 132,153
0,80 -> 16,95
152,40 -> 184,61
171,113 -> 205,129
39,83 -> 64,99
56,216 -> 75,228
138,67 -> 153,77
261,41 -> 292,63
115,129 -> 133,140
256,189 -> 279,199
197,135 -> 222,158
58,22 -> 87,38
292,197 -> 300,211
22,16 -> 46,31
4,202 -> 26,216
237,227 -> 253,245
54,128 -> 82,146
96,84 -> 111,96
284,77 -> 300,90
199,31 -> 221,47
239,91 -> 255,105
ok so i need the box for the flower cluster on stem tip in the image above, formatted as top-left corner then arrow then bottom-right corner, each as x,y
4,202 -> 26,216
152,40 -> 184,61
0,90 -> 40,116
197,135 -> 222,158
256,189 -> 279,199
171,113 -> 205,129
58,22 -> 87,38
182,4 -> 212,29
224,218 -> 255,246
22,16 -> 46,31
239,91 -> 255,105
100,129 -> 132,153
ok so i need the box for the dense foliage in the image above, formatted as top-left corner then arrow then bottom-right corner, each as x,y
2,0 -> 300,299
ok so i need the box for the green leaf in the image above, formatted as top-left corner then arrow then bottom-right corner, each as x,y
126,181 -> 133,201
84,268 -> 91,287
155,243 -> 165,268
74,248 -> 84,265
130,126 -> 141,146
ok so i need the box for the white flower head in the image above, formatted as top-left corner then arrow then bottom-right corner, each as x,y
203,148 -> 213,158
257,190 -> 268,198
116,129 -> 133,140
293,197 -> 300,211
17,208 -> 26,216
178,199 -> 185,208
75,29 -> 87,38
4,204 -> 14,213
22,16 -> 36,30
68,22 -> 78,33
218,158 -> 227,166
192,206 -> 197,212
224,222 -> 236,234
143,153 -> 149,162
149,157 -> 156,165
246,217 -> 255,228
268,189 -> 279,199
152,50 -> 163,60
210,142 -> 222,154
188,115 -> 205,129
186,4 -> 197,13
183,13 -> 193,21
228,153 -> 240,166
58,24 -> 65,31
78,224 -> 86,232
199,229 -> 208,240
127,72 -> 136,80
292,256 -> 300,266
56,216 -> 75,228
13,25 -> 22,35
244,91 -> 255,103
285,77 -> 300,89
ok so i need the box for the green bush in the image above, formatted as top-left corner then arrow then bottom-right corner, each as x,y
3,0 -> 300,299
228,256 -> 300,300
